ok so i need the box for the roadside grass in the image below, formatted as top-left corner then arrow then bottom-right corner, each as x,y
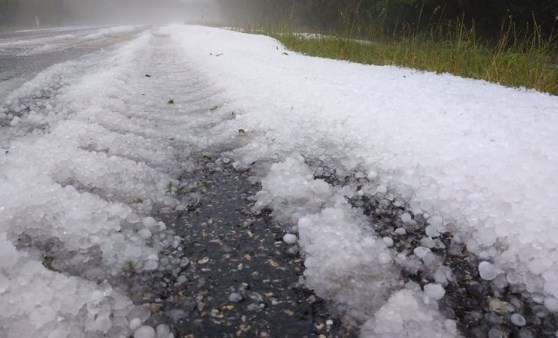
239,22 -> 558,95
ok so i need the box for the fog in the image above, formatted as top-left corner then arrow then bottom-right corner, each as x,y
0,0 -> 224,29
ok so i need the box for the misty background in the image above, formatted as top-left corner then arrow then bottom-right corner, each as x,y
0,0 -> 557,41
218,0 -> 557,40
0,0 -> 222,28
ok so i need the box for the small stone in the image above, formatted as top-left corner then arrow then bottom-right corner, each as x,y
282,233 -> 297,244
284,310 -> 294,316
165,309 -> 186,321
221,244 -> 233,253
510,313 -> 527,327
464,311 -> 483,325
247,303 -> 263,311
228,293 -> 243,303
489,298 -> 510,314
518,328 -> 535,338
488,327 -> 506,338
210,309 -> 222,318
485,312 -> 503,325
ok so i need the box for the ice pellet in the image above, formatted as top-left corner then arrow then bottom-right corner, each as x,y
511,313 -> 527,326
479,261 -> 499,281
424,283 -> 445,301
282,233 -> 298,244
134,326 -> 155,338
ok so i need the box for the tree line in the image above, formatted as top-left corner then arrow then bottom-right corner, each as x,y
217,0 -> 558,39
2,0 -> 556,39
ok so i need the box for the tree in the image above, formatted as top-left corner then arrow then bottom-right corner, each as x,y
217,0 -> 558,39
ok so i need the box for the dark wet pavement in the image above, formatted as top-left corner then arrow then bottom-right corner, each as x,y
123,155 -> 356,338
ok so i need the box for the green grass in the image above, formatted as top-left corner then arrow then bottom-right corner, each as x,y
241,22 -> 558,95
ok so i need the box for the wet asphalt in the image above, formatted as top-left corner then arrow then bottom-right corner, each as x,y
0,26 -> 134,100
122,155 -> 355,338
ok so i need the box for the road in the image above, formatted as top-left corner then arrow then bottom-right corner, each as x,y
0,26 -> 139,100
0,26 -> 349,338
1,25 -> 558,338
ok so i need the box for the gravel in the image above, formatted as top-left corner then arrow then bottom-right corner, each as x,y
118,155 -> 356,338
311,159 -> 558,337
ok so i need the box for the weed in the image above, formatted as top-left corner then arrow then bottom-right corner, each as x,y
165,181 -> 174,194
167,99 -> 175,104
123,260 -> 136,274
42,255 -> 56,271
130,197 -> 144,204
198,181 -> 212,189
174,187 -> 191,196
